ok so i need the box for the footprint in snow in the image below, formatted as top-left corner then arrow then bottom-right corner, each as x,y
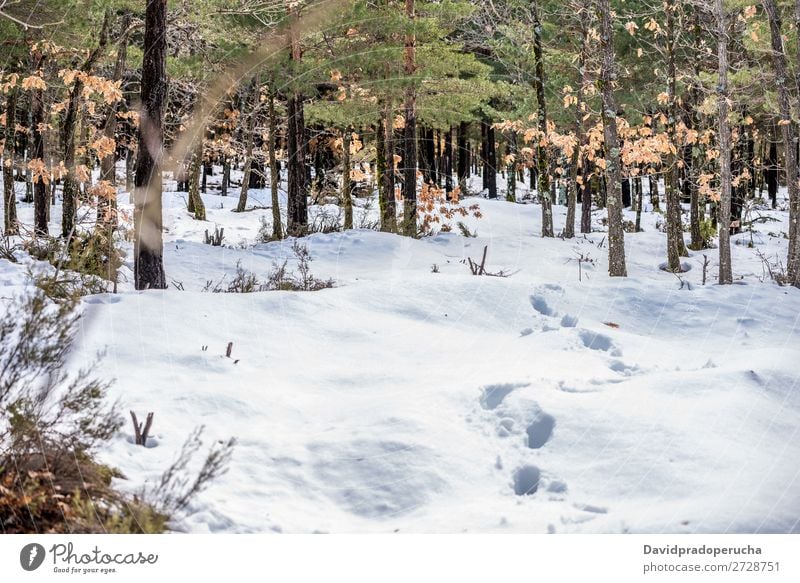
578,329 -> 622,356
513,465 -> 541,495
526,413 -> 556,449
479,383 -> 528,410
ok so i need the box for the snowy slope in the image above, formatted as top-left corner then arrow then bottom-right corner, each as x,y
1,175 -> 799,533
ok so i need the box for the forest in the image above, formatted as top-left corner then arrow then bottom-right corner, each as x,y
0,0 -> 799,535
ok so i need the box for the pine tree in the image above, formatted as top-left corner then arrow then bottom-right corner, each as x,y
133,0 -> 168,290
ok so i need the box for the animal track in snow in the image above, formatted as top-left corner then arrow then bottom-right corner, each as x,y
578,330 -> 622,356
530,295 -> 555,317
560,314 -> 579,328
526,413 -> 556,449
513,465 -> 541,495
479,383 -> 528,410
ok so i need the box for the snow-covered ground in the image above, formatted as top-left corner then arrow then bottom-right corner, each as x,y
1,172 -> 799,533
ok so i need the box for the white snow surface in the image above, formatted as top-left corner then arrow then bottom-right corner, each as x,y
1,173 -> 799,533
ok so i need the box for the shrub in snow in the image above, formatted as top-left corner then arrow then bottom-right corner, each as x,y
0,289 -> 234,533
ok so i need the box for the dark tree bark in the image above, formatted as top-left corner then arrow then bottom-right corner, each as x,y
532,0 -> 553,237
764,0 -> 799,285
457,121 -> 468,192
506,132 -> 517,202
221,156 -> 230,196
715,0 -> 732,284
664,0 -> 687,271
766,130 -> 778,209
31,56 -> 48,236
237,80 -> 258,213
565,10 -> 589,239
380,104 -> 397,233
268,87 -> 282,239
401,0 -> 418,237
287,94 -> 309,236
287,4 -> 308,237
133,0 -> 168,290
482,120 -> 497,199
445,126 -> 454,196
62,9 -> 112,239
342,127 -> 353,230
3,88 -> 18,235
98,11 -> 131,230
187,142 -> 206,220
598,0 -> 627,276
580,165 -> 592,234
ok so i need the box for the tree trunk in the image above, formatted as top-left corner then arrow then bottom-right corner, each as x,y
598,0 -> 627,276
402,0 -> 418,237
766,129 -> 778,209
765,0 -> 799,285
664,0 -> 687,271
532,0 -> 553,237
187,141 -> 206,220
715,0 -> 732,284
268,88 -> 282,239
445,126 -> 454,195
342,127 -> 354,230
62,9 -> 112,239
483,120 -> 497,199
380,104 -> 397,232
580,165 -> 592,233
457,121 -> 468,192
98,11 -> 130,230
237,80 -> 257,213
31,57 -> 48,236
3,88 -> 18,235
565,15 -> 588,240
133,0 -> 168,290
287,94 -> 309,236
635,175 -> 643,233
221,156 -> 230,196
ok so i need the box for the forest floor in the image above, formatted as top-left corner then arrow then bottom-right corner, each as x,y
1,172 -> 799,533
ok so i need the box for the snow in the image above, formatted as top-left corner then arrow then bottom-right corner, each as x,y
1,171 -> 799,533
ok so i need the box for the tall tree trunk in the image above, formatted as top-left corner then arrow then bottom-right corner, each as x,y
187,141 -> 206,220
766,128 -> 778,209
506,132 -> 517,202
715,0 -> 733,284
98,11 -> 130,230
532,0 -> 553,237
133,0 -> 167,290
635,174 -> 643,233
62,9 -> 112,239
237,80 -> 257,213
287,5 -> 308,237
3,88 -> 18,235
342,127 -> 354,230
268,88 -> 282,240
402,0 -> 418,237
287,94 -> 309,236
380,103 -> 397,232
221,156 -> 230,196
765,0 -> 799,285
664,0 -> 687,271
483,120 -> 498,199
580,165 -> 592,233
445,127 -> 454,195
31,55 -> 48,236
457,121 -> 468,192
598,0 -> 627,276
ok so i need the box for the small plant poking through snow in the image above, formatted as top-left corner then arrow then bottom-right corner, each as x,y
204,226 -> 225,246
203,242 -> 334,293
